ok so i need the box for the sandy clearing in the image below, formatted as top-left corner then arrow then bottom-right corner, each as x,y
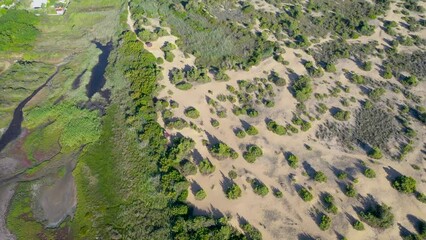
127,3 -> 426,239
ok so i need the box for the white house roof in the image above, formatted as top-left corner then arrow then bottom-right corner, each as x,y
31,0 -> 47,8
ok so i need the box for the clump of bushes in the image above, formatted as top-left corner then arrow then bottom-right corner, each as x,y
210,119 -> 219,127
251,179 -> 269,197
345,183 -> 357,197
273,189 -> 283,198
392,175 -> 416,194
292,75 -> 313,102
243,145 -> 263,163
228,170 -> 238,179
226,183 -> 242,199
360,203 -> 394,229
245,125 -> 259,135
198,158 -> 215,175
209,142 -> 239,160
241,223 -> 262,240
353,220 -> 365,231
178,160 -> 197,176
235,129 -> 246,138
368,147 -> 383,159
195,189 -> 207,200
314,171 -> 328,183
266,120 -> 287,135
165,118 -> 189,129
299,187 -> 313,201
184,107 -> 200,119
333,109 -> 351,121
364,168 -> 376,178
323,193 -> 338,214
319,213 -> 331,231
287,153 -> 299,168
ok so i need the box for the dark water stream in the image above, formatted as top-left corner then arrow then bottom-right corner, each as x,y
0,68 -> 60,152
86,41 -> 112,98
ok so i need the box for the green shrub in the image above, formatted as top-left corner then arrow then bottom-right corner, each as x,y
401,75 -> 418,87
251,179 -> 269,197
368,147 -> 383,159
209,142 -> 238,160
319,214 -> 331,231
345,183 -> 357,197
392,175 -> 416,194
314,171 -> 328,183
337,171 -> 348,180
195,189 -> 207,200
164,51 -> 175,62
198,158 -> 215,175
287,154 -> 299,168
323,193 -> 338,214
292,75 -> 313,102
267,120 -> 287,135
333,109 -> 351,121
245,126 -> 259,135
184,107 -> 200,119
226,183 -> 242,199
235,129 -> 246,138
416,192 -> 426,203
273,189 -> 283,198
362,61 -> 372,71
360,203 -> 394,229
243,145 -> 263,163
300,121 -> 311,131
178,160 -> 197,176
175,82 -> 193,90
299,187 -> 313,201
228,170 -> 238,179
241,223 -> 262,240
353,220 -> 365,230
364,168 -> 376,178
0,10 -> 40,52
210,119 -> 220,127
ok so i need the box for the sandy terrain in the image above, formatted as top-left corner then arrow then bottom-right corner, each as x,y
126,3 -> 426,239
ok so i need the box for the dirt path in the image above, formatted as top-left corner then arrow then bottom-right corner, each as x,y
127,5 -> 143,42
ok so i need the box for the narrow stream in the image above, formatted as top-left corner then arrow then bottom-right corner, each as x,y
0,68 -> 60,152
86,41 -> 112,98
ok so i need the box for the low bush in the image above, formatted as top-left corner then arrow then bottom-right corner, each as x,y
251,179 -> 269,197
243,145 -> 263,163
353,220 -> 365,230
195,189 -> 207,200
392,175 -> 416,194
245,125 -> 259,135
226,183 -> 242,199
209,142 -> 239,160
360,203 -> 394,229
299,187 -> 313,201
287,153 -> 299,168
198,158 -> 215,175
184,107 -> 200,119
345,183 -> 357,197
364,168 -> 376,178
267,120 -> 287,135
314,171 -> 328,183
319,213 -> 331,231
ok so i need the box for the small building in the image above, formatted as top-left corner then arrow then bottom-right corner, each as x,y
55,7 -> 65,15
31,0 -> 47,9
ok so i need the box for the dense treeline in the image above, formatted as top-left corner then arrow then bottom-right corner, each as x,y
112,32 -> 247,239
0,10 -> 39,51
